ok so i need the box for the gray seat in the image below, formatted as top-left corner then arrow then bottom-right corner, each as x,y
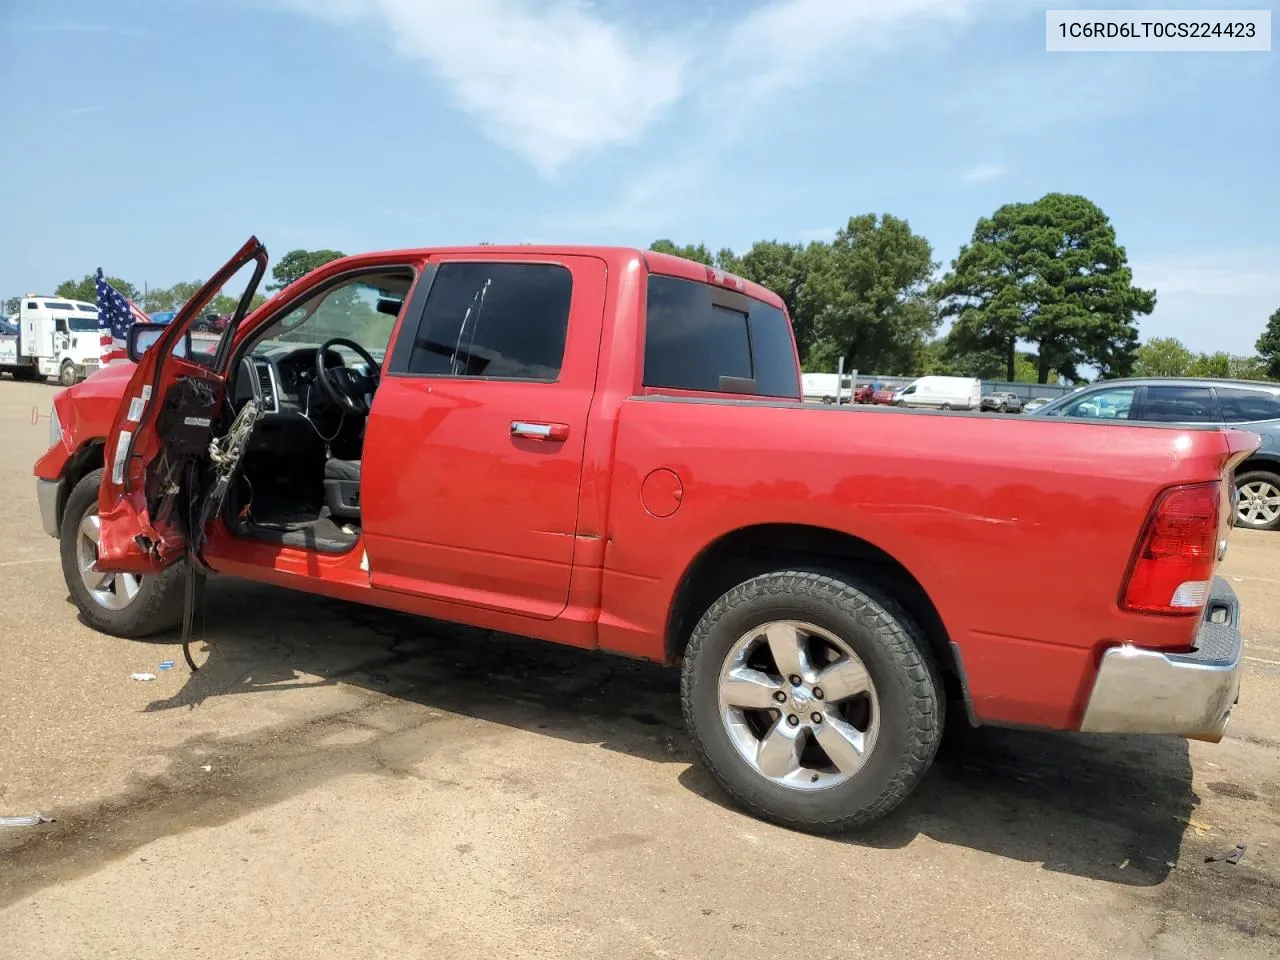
323,459 -> 361,519
324,458 -> 361,483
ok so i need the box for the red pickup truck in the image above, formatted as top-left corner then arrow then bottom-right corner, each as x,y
34,237 -> 1256,834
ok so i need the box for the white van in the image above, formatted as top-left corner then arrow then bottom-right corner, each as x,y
801,372 -> 853,404
893,375 -> 981,411
0,296 -> 105,385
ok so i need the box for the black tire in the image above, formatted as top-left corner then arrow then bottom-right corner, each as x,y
59,468 -> 186,638
998,403 -> 1007,413
1234,470 -> 1280,532
59,361 -> 78,387
681,570 -> 944,834
939,403 -> 951,411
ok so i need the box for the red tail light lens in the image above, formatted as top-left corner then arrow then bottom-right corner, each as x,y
1121,482 -> 1223,615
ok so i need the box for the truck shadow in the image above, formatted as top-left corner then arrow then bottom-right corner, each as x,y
131,578 -> 1195,888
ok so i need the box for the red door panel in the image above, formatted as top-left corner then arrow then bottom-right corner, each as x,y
361,254 -> 607,620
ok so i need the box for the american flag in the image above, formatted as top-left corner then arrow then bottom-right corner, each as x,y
95,268 -> 150,364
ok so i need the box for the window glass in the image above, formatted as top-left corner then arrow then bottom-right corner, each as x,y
1217,386 -> 1280,422
1140,385 -> 1216,423
255,270 -> 413,364
406,262 -> 571,380
747,302 -> 801,398
643,274 -> 799,398
26,301 -> 38,310
1057,386 -> 1136,419
45,301 -> 74,310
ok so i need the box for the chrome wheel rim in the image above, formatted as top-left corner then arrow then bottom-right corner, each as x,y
75,508 -> 143,610
1237,480 -> 1280,527
717,620 -> 880,792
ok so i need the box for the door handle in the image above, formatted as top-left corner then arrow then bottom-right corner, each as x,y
511,421 -> 569,442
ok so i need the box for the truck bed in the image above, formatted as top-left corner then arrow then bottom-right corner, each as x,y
600,397 -> 1253,729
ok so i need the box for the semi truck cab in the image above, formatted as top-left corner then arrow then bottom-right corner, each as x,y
0,296 -> 105,385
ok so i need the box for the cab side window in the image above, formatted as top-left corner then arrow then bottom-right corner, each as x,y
401,262 -> 572,381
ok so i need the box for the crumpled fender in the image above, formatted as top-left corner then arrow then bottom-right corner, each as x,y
96,490 -> 185,574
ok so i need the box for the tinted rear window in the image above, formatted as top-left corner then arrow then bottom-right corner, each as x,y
1217,386 -> 1280,422
1140,385 -> 1218,422
643,274 -> 798,398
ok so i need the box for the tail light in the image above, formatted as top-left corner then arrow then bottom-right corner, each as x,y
1121,482 -> 1224,615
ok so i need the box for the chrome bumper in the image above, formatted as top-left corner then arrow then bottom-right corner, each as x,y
1080,577 -> 1243,742
36,478 -> 63,539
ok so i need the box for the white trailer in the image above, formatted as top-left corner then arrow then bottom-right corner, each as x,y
0,296 -> 105,386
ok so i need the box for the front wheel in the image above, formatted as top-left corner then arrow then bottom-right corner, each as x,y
681,570 -> 944,834
59,468 -> 186,637
1235,471 -> 1280,531
59,361 -> 78,387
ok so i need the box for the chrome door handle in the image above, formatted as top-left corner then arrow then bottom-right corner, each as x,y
510,421 -> 569,441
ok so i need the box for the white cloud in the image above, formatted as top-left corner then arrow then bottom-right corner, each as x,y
718,0 -> 981,104
280,0 -> 687,176
279,0 -> 996,176
961,162 -> 1007,184
1131,248 -> 1280,355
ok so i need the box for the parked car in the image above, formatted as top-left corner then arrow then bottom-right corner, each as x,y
193,312 -> 231,333
870,386 -> 898,405
893,375 -> 982,411
1022,396 -> 1052,413
853,383 -> 875,404
1029,377 -> 1280,531
35,238 -> 1258,834
980,391 -> 1024,413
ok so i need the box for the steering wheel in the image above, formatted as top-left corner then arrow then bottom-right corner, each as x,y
315,337 -> 381,414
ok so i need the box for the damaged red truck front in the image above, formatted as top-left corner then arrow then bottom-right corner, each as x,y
33,237 -> 1259,833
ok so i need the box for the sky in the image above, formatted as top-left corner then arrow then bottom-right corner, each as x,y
0,0 -> 1276,356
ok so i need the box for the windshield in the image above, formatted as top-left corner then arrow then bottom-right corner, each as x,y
66,315 -> 99,333
252,271 -> 413,364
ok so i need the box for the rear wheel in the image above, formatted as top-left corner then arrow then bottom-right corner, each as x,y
939,403 -> 951,411
681,570 -> 943,834
1235,471 -> 1280,531
59,468 -> 186,637
59,361 -> 78,387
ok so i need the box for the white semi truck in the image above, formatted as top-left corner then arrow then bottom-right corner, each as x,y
1,296 -> 105,386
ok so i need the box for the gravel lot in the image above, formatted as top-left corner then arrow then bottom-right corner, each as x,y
2,378 -> 1278,959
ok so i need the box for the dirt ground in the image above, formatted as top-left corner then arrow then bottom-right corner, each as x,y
2,378 -> 1278,960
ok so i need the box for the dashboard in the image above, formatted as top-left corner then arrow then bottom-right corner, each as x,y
232,344 -> 376,418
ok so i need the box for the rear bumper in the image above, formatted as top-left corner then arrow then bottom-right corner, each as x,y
36,477 -> 63,538
1079,577 -> 1243,742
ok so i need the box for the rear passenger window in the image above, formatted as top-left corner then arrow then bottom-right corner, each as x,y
643,275 -> 799,398
404,262 -> 572,380
1217,387 -> 1280,422
1140,385 -> 1217,423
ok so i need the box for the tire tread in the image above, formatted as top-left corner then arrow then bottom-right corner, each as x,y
680,569 -> 942,834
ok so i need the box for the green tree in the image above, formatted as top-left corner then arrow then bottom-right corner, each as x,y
1134,337 -> 1195,377
3,296 -> 19,315
55,273 -> 138,304
1257,307 -> 1280,379
1188,351 -> 1269,380
934,193 -> 1154,383
268,248 -> 346,291
648,239 -> 716,267
142,280 -> 205,312
799,214 -> 937,375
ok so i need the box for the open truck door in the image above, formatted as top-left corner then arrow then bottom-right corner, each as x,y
95,237 -> 268,575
